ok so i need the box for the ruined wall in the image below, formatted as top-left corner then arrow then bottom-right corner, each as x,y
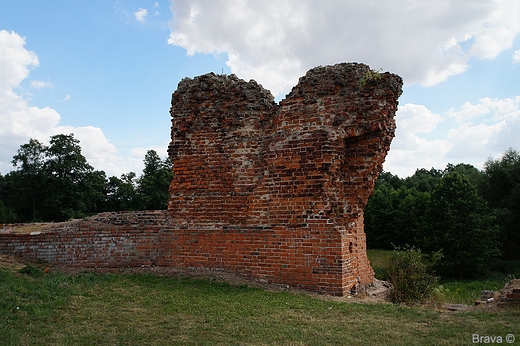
167,63 -> 403,294
0,63 -> 402,296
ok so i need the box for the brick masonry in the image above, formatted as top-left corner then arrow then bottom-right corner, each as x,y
0,63 -> 402,296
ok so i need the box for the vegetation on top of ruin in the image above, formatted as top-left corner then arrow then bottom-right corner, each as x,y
360,68 -> 383,87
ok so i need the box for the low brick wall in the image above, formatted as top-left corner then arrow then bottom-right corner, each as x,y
0,211 -> 372,296
0,211 -> 167,268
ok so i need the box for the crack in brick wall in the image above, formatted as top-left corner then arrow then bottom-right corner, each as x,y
0,63 -> 402,296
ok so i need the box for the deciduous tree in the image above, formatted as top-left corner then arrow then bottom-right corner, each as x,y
425,172 -> 500,278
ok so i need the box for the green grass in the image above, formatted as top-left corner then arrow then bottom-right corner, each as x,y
1,263 -> 519,345
367,249 -> 520,305
367,249 -> 394,279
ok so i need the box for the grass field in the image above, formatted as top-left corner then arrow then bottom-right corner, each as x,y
1,255 -> 519,345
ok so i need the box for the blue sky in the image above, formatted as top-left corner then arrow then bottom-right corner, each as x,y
1,0 -> 519,178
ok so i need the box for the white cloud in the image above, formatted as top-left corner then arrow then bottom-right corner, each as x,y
513,49 -> 520,63
30,80 -> 53,89
385,97 -> 520,177
396,104 -> 444,134
384,104 -> 451,177
446,96 -> 520,124
61,94 -> 71,102
52,125 -> 129,176
445,121 -> 504,160
0,30 -> 39,93
445,97 -> 520,158
168,0 -> 520,98
0,30 -> 133,177
134,7 -> 148,23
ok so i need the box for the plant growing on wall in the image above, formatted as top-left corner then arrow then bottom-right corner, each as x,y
360,68 -> 383,87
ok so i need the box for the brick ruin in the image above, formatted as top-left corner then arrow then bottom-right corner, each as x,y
0,63 -> 402,296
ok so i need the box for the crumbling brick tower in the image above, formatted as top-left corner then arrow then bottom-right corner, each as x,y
168,63 -> 403,295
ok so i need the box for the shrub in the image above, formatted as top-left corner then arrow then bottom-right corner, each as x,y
385,246 -> 441,304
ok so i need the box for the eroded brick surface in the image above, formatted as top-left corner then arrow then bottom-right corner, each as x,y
0,63 -> 402,296
167,63 -> 402,294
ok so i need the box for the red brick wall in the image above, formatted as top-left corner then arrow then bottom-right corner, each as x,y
0,212 -> 358,295
167,63 -> 402,295
0,63 -> 402,296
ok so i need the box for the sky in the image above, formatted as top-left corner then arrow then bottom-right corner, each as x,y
1,0 -> 519,178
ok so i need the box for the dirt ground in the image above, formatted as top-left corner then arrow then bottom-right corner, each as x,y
0,222 -> 69,234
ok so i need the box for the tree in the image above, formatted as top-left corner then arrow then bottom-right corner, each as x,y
482,148 -> 520,259
376,170 -> 403,189
81,170 -> 108,214
404,168 -> 443,192
0,173 -> 17,222
10,138 -> 47,220
365,183 -> 399,249
425,172 -> 500,278
365,182 -> 431,250
0,199 -> 6,223
394,188 -> 430,248
106,172 -> 139,211
0,174 -> 7,222
136,150 -> 173,210
444,163 -> 485,192
43,134 -> 97,220
7,134 -> 108,222
385,246 -> 440,304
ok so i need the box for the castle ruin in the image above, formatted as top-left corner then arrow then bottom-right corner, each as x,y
0,63 -> 402,296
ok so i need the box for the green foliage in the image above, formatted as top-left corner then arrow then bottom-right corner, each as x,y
403,167 -> 443,192
106,172 -> 140,211
368,249 -> 520,305
365,181 -> 430,250
360,68 -> 383,87
7,134 -> 107,221
4,136 -> 174,221
9,138 -> 47,220
44,134 -> 97,220
425,172 -> 501,278
384,246 -> 441,304
482,148 -> 520,259
137,150 -> 173,210
366,156 -> 517,279
0,199 -> 6,223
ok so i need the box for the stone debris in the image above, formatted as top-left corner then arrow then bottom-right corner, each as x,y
499,279 -> 520,304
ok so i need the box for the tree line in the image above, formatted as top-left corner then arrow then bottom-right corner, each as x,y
365,148 -> 520,278
0,134 -> 173,223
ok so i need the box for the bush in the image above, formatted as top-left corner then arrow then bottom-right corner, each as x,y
385,246 -> 440,304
